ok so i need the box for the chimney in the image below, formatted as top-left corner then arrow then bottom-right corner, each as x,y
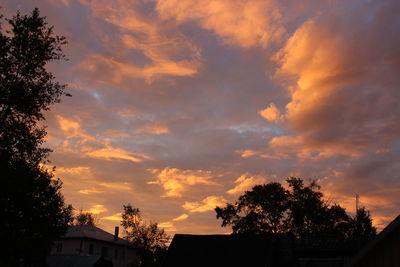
114,226 -> 119,241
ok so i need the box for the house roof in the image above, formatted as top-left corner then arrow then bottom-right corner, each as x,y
346,214 -> 400,266
162,233 -> 366,267
63,225 -> 133,247
162,234 -> 286,267
47,255 -> 113,267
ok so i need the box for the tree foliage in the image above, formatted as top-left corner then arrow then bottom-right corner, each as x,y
216,177 -> 376,239
121,204 -> 169,267
0,8 -> 68,164
347,207 -> 377,239
73,209 -> 98,226
0,8 -> 72,266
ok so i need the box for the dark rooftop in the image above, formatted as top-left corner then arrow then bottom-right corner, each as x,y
162,234 -> 284,267
63,225 -> 132,247
162,234 -> 369,267
47,255 -> 112,267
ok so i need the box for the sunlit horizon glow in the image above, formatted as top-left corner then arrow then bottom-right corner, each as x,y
3,0 -> 400,235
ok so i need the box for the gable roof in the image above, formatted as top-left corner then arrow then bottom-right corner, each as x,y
63,225 -> 133,247
346,215 -> 400,266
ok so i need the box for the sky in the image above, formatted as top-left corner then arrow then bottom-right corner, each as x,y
3,0 -> 400,235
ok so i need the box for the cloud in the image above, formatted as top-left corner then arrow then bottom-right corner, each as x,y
135,123 -> 170,135
259,103 -> 283,123
78,182 -> 134,195
268,1 -> 400,157
156,0 -> 285,48
56,166 -> 91,175
76,0 -> 201,82
183,196 -> 227,213
80,53 -> 199,83
227,173 -> 266,195
102,213 -> 123,221
104,130 -> 131,138
158,221 -> 176,231
84,145 -> 150,163
87,204 -> 108,214
79,188 -> 104,195
57,115 -> 82,136
172,213 -> 189,222
239,149 -> 258,158
98,182 -> 134,191
148,167 -> 220,197
55,115 -> 152,163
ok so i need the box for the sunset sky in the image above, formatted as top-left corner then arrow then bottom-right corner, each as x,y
3,0 -> 400,235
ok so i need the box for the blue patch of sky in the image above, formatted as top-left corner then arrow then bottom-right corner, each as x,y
228,123 -> 284,136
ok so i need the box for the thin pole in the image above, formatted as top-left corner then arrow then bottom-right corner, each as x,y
355,194 -> 359,212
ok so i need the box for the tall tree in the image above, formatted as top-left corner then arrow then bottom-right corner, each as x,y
0,8 -> 72,266
216,177 -> 376,239
121,204 -> 169,267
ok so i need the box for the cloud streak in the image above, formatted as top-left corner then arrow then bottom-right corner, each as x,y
148,167 -> 220,197
183,196 -> 227,213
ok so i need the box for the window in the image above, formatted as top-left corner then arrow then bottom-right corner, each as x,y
101,246 -> 108,257
56,243 -> 63,253
89,244 -> 94,255
114,248 -> 118,259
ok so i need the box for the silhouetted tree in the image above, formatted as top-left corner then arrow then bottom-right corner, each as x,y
121,204 -> 169,267
215,183 -> 288,234
74,209 -> 98,226
285,177 -> 349,238
0,8 -> 72,266
216,177 -> 376,239
347,207 -> 377,239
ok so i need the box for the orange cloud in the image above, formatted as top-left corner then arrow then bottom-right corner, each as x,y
77,0 -> 201,82
148,167 -> 220,197
259,103 -> 283,123
87,204 -> 108,214
156,0 -> 285,48
158,221 -> 176,231
239,149 -> 259,158
268,3 -> 400,158
135,123 -> 170,135
102,213 -> 123,222
78,182 -> 134,195
79,188 -> 104,195
57,115 -> 81,136
172,214 -> 189,222
227,173 -> 266,195
56,166 -> 91,175
98,182 -> 134,191
183,196 -> 227,213
80,53 -> 199,83
85,145 -> 150,163
55,115 -> 152,163
104,130 -> 131,138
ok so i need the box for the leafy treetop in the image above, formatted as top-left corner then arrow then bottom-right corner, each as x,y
121,204 -> 169,267
0,8 -> 69,164
216,177 -> 376,239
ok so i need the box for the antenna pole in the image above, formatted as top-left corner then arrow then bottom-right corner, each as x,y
355,194 -> 359,212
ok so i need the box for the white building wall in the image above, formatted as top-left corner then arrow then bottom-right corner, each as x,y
50,238 -> 138,267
